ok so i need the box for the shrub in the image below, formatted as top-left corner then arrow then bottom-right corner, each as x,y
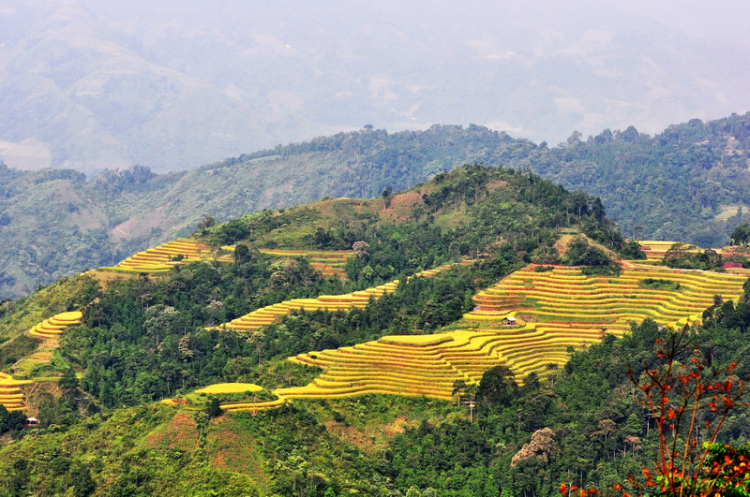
638,278 -> 681,291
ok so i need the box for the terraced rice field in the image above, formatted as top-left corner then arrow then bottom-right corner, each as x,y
4,311 -> 85,407
222,330 -> 501,410
258,249 -> 356,277
99,238 -> 210,274
462,265 -> 745,376
27,311 -> 82,339
0,372 -> 32,410
220,264 -> 746,412
470,265 -> 744,326
633,240 -> 694,264
214,263 -> 462,332
220,323 -> 603,411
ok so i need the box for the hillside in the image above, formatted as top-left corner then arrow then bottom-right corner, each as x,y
3,166 -> 750,495
0,114 -> 750,298
4,113 -> 750,299
0,163 -> 625,386
0,126 -> 531,298
533,112 -> 750,247
2,166 -> 750,495
0,169 -> 607,391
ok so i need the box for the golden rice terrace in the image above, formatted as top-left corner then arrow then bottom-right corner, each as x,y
218,264 -> 746,412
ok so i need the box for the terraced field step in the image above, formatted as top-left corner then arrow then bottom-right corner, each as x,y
0,372 -> 33,410
100,238 -> 211,274
28,311 -> 83,339
214,262 -> 464,332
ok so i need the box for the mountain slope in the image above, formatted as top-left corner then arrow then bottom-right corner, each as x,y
0,126 -> 532,298
531,112 -> 750,246
1,164 -> 626,402
3,112 -> 750,299
2,166 -> 750,495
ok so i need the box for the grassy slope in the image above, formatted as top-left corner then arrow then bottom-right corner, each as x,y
0,395 -> 456,495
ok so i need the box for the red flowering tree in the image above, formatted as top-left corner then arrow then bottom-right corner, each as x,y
560,324 -> 750,497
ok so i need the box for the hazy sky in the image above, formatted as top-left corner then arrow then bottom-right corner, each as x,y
0,0 -> 749,171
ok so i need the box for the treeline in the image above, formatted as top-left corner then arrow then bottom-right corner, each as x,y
533,112 -> 750,247
207,164 -> 633,284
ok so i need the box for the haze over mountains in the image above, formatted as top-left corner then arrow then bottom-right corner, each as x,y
1,0 -> 749,173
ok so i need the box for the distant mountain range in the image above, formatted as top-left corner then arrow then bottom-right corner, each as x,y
2,114 -> 750,299
0,0 -> 748,173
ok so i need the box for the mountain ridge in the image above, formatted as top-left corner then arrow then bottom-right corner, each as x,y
2,111 -> 750,300
2,114 -> 750,298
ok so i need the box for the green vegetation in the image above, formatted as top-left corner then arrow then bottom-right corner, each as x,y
1,165 -> 614,411
0,335 -> 39,369
0,126 -> 535,299
731,222 -> 750,246
638,278 -> 681,291
2,163 -> 750,494
3,112 -> 750,298
564,236 -> 621,276
5,305 -> 750,495
534,265 -> 555,272
533,113 -> 750,248
662,242 -> 724,270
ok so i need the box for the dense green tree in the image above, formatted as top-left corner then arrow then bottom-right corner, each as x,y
731,223 -> 750,246
477,365 -> 518,407
0,405 -> 26,435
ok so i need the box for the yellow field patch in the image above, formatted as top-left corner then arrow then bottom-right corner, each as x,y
195,383 -> 264,394
0,372 -> 33,410
99,238 -> 212,274
219,263 -> 745,412
28,311 -> 83,339
213,263 -> 462,332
